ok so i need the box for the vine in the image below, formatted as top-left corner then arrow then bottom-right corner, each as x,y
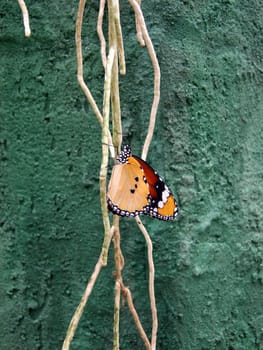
17,0 -> 31,37
67,0 -> 161,348
17,1 -> 161,349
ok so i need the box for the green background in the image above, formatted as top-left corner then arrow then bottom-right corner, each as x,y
1,0 -> 262,349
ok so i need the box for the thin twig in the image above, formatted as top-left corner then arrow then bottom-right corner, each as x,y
113,216 -> 122,350
112,0 -> 126,74
62,227 -> 114,350
97,0 -> 107,69
121,284 -> 152,350
76,0 -> 103,125
136,217 -> 158,350
113,216 -> 124,280
128,0 -> 161,160
113,280 -> 121,350
76,0 -> 115,158
100,47 -> 116,265
108,0 -> 123,153
17,0 -> 31,37
134,0 -> 145,46
111,54 -> 123,153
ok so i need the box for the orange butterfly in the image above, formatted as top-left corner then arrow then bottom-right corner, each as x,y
107,145 -> 178,220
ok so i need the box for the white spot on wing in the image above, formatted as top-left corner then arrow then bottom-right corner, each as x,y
158,201 -> 164,208
162,189 -> 170,203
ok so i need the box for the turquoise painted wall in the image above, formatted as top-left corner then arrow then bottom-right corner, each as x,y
0,1 -> 262,349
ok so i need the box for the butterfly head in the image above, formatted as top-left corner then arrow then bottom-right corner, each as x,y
116,145 -> 131,164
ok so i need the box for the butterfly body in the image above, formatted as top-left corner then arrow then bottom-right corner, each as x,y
107,145 -> 178,221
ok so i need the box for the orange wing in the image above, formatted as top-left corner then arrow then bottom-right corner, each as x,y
107,145 -> 179,221
107,157 -> 150,217
133,155 -> 178,220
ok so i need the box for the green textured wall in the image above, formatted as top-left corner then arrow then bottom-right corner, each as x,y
1,1 -> 262,349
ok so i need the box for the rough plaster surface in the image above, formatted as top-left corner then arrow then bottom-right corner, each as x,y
0,1 -> 262,349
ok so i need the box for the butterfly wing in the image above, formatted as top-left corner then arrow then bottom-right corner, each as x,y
107,157 -> 150,217
132,155 -> 178,220
107,145 -> 179,221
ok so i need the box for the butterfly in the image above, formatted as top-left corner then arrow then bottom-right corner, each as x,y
107,145 -> 178,221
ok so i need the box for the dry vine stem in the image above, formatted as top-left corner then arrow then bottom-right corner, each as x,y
97,0 -> 107,69
128,0 -> 161,161
136,217 -> 158,349
108,0 -> 124,152
134,0 -> 145,46
100,47 -> 116,264
76,0 -> 114,158
63,0 -> 161,349
17,0 -> 31,37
